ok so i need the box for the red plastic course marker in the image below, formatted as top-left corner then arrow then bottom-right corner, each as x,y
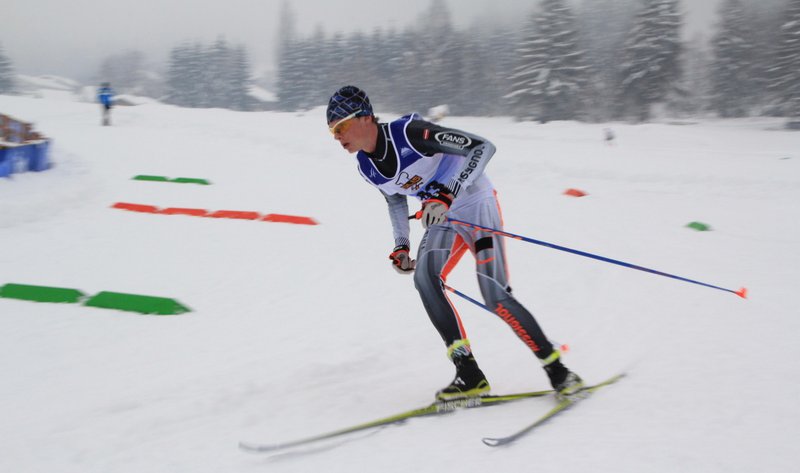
564,188 -> 587,197
160,207 -> 209,217
112,202 -> 159,213
262,214 -> 319,225
208,210 -> 261,220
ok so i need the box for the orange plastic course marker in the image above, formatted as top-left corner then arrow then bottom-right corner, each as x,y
160,207 -> 209,217
564,188 -> 587,197
262,214 -> 318,225
208,210 -> 261,220
112,203 -> 318,225
112,202 -> 159,213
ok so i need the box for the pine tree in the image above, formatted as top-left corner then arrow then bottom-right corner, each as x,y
229,45 -> 253,111
206,37 -> 232,109
165,44 -> 192,107
578,0 -> 637,120
710,0 -> 756,117
185,43 -> 208,108
275,2 -> 309,110
679,33 -> 712,116
455,27 -> 495,116
305,26 -> 330,109
410,0 -> 461,113
0,43 -> 16,94
482,27 -> 518,116
617,0 -> 683,121
165,40 -> 252,110
767,0 -> 800,117
749,2 -> 784,114
507,0 -> 589,122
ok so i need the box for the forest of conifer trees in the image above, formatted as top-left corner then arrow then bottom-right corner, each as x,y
2,0 -> 799,122
275,0 -> 800,122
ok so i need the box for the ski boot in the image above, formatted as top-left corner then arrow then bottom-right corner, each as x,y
436,341 -> 491,401
543,350 -> 584,401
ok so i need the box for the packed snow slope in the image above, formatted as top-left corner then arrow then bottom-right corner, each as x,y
1,93 -> 799,473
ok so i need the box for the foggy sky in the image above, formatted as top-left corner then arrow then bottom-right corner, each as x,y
2,0 -> 722,83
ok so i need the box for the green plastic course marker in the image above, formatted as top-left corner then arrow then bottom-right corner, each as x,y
171,177 -> 211,185
133,175 -> 170,182
686,221 -> 711,232
83,291 -> 191,315
0,283 -> 86,303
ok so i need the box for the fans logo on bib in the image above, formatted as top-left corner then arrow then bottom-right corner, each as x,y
435,131 -> 472,150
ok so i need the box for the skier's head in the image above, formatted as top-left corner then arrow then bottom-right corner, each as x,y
327,86 -> 379,154
326,85 -> 373,125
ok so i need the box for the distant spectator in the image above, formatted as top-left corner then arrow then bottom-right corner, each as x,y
604,128 -> 615,146
97,82 -> 115,126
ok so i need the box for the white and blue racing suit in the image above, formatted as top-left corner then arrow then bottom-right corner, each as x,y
355,114 -> 559,362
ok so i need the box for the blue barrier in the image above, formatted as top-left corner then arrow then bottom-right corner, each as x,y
30,140 -> 51,171
0,148 -> 10,177
0,140 -> 51,178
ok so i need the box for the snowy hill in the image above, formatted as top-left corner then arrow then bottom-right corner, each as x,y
14,74 -> 82,101
1,93 -> 799,473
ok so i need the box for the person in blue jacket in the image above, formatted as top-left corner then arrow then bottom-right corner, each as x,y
326,85 -> 584,402
97,82 -> 114,126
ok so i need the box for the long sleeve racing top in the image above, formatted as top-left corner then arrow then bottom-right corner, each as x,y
355,113 -> 497,248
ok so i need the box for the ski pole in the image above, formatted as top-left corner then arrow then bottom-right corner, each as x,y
411,213 -> 747,299
443,283 -> 569,352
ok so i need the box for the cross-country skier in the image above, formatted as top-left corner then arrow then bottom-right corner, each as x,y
97,82 -> 114,126
326,85 -> 584,401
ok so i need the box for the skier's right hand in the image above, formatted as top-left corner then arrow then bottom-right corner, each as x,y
389,245 -> 416,274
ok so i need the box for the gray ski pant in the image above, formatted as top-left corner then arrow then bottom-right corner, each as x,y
413,193 -> 557,361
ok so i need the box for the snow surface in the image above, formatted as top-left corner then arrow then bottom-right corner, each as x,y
1,93 -> 799,473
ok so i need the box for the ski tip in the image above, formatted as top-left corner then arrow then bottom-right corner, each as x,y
482,437 -> 505,447
735,287 -> 748,299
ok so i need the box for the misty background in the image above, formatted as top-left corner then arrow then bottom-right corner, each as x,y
1,0 -> 799,122
3,0 -> 719,77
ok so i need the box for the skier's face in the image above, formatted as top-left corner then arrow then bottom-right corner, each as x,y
329,114 -> 373,154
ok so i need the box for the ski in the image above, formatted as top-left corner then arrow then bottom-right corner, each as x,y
482,372 -> 626,447
238,387 -> 555,454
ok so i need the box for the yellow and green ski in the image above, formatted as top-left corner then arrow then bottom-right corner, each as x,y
482,373 -> 626,447
238,387 -> 554,454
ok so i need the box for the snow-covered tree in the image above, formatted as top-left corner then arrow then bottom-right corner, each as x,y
0,43 -> 16,94
164,40 -> 252,110
767,0 -> 800,117
678,33 -> 712,116
710,0 -> 756,117
274,2 -> 307,111
228,45 -> 253,111
454,26 -> 515,116
165,44 -> 193,106
578,0 -> 637,120
616,0 -> 683,121
406,0 -> 462,113
507,0 -> 590,122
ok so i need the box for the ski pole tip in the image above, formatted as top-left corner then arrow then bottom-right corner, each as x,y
735,287 -> 748,299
